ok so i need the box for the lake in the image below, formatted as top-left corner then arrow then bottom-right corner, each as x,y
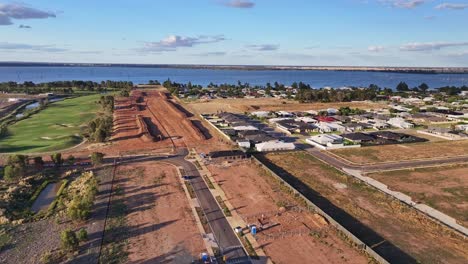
1,66 -> 468,89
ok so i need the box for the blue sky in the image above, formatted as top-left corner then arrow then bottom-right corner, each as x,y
1,0 -> 468,66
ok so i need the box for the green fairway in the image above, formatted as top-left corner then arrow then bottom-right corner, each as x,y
0,94 -> 102,153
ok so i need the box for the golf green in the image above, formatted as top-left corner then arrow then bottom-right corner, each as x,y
0,94 -> 102,154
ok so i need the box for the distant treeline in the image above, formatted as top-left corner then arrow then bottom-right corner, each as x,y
0,80 -> 133,94
162,78 -> 468,102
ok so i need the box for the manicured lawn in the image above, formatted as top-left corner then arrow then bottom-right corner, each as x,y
0,94 -> 101,153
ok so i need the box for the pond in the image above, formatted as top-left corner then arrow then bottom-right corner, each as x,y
30,182 -> 61,213
15,97 -> 66,119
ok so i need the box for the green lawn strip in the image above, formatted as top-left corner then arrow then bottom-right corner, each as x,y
215,196 -> 231,217
195,207 -> 210,233
185,181 -> 196,199
0,94 -> 102,153
204,175 -> 215,189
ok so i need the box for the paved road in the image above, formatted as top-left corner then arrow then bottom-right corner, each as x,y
302,146 -> 468,173
109,149 -> 250,263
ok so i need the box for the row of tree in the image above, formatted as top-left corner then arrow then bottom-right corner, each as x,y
2,152 -> 105,182
0,80 -> 133,94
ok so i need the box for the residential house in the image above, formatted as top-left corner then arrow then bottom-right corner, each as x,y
255,141 -> 296,152
342,133 -> 375,144
387,117 -> 414,129
208,150 -> 249,163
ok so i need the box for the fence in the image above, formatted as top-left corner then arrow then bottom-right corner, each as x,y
252,156 -> 390,264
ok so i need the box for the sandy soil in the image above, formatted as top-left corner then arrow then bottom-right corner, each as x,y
208,162 -> 367,264
369,165 -> 468,226
264,152 -> 468,263
331,139 -> 468,164
115,161 -> 205,263
185,97 -> 386,114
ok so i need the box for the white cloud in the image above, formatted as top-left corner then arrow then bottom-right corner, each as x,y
139,35 -> 226,52
0,42 -> 67,52
379,0 -> 426,9
435,3 -> 468,10
222,0 -> 255,8
368,45 -> 385,52
400,42 -> 468,51
246,44 -> 279,51
0,3 -> 55,26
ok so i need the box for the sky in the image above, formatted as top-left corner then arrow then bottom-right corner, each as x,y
1,0 -> 468,66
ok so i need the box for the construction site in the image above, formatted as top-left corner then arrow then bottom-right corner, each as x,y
109,89 -> 221,155
207,161 -> 369,263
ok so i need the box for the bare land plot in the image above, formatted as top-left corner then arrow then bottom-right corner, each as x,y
331,139 -> 468,164
113,162 -> 205,263
186,98 -> 386,114
368,165 -> 468,227
261,152 -> 468,264
105,89 -> 228,156
208,162 -> 368,264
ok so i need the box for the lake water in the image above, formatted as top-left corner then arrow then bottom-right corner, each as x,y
1,66 -> 468,89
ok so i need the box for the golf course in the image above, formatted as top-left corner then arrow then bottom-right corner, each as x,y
0,94 -> 101,154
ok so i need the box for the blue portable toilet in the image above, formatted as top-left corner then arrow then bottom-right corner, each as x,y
201,252 -> 209,262
251,225 -> 257,235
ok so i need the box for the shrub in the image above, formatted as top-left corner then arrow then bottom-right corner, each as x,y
60,229 -> 79,252
91,152 -> 105,166
77,229 -> 88,242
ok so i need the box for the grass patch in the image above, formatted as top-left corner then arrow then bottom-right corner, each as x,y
184,181 -> 196,199
195,207 -> 210,233
241,237 -> 259,259
194,160 -> 203,170
215,196 -> 231,217
204,175 -> 215,189
0,94 -> 102,153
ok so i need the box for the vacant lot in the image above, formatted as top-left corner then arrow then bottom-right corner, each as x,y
186,98 -> 386,114
111,161 -> 205,263
208,162 -> 367,264
260,152 -> 468,263
369,165 -> 468,227
331,139 -> 468,164
0,95 -> 101,153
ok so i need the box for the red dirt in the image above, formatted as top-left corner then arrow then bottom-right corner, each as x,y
115,162 -> 206,263
208,162 -> 367,264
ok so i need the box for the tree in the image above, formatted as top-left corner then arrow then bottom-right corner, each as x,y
60,229 -> 79,252
396,82 -> 409,92
418,83 -> 429,93
76,229 -> 88,242
4,154 -> 28,181
91,152 -> 105,166
119,89 -> 130,97
50,153 -> 63,167
3,165 -> 22,182
94,128 -> 107,142
66,155 -> 76,166
33,157 -> 44,170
